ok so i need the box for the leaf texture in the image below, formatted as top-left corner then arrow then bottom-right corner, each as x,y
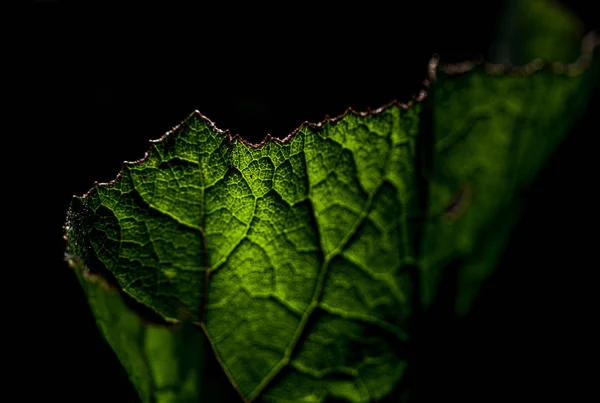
64,6 -> 599,401
67,97 -> 427,401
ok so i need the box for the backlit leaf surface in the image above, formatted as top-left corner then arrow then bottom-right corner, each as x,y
64,2 -> 598,400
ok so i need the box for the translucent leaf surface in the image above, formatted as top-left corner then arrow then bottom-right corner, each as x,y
64,2 -> 599,401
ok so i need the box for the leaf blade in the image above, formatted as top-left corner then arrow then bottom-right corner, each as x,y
65,10 -> 599,399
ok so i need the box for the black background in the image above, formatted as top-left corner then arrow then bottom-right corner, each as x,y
20,1 -> 598,401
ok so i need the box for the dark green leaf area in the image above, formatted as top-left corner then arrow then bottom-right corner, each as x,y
421,61 -> 598,314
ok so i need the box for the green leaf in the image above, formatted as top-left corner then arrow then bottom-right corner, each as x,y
64,4 -> 599,402
422,45 -> 599,315
66,99 -> 422,402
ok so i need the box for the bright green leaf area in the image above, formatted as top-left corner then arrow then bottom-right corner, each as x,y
67,102 -> 420,402
64,2 -> 599,401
